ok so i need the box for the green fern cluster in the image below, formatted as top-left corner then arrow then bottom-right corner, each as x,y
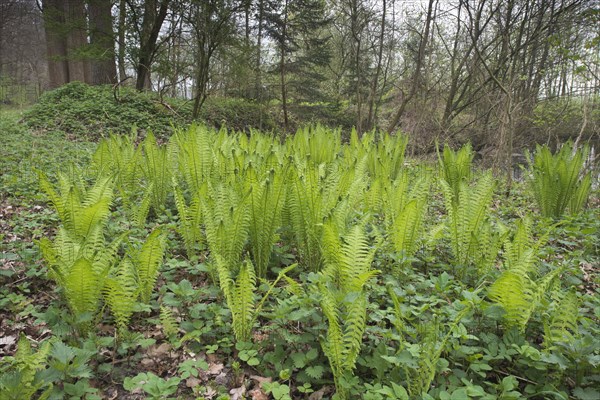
383,172 -> 430,269
91,133 -> 141,203
388,287 -> 472,397
38,172 -> 166,335
0,335 -> 53,400
438,143 -> 474,205
38,173 -> 116,330
528,143 -> 592,218
202,183 -> 251,275
488,219 -> 561,331
247,165 -> 288,277
89,125 -> 413,278
104,229 -> 167,333
442,173 -> 505,278
318,222 -> 379,399
140,132 -> 172,217
543,290 -> 579,350
215,256 -> 297,342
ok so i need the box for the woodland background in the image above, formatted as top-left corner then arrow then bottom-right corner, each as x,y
0,0 -> 599,162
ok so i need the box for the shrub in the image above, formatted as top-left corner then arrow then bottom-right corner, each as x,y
197,97 -> 277,132
24,82 -> 186,138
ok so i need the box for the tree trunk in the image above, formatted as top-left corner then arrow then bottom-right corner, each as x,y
65,0 -> 90,83
117,0 -> 127,80
135,0 -> 171,90
280,0 -> 289,132
350,0 -> 363,134
256,0 -> 264,129
366,0 -> 386,130
42,0 -> 69,88
387,0 -> 435,133
88,0 -> 117,84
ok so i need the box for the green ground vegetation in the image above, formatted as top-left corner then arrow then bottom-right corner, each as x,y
0,108 -> 599,400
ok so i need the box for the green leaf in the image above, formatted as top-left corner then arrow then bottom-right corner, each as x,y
573,387 -> 600,400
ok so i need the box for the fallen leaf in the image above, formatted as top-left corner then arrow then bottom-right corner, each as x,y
203,387 -> 217,399
147,342 -> 171,358
230,385 -> 246,400
140,358 -> 154,368
250,375 -> 272,385
249,388 -> 269,400
309,386 -> 331,400
186,376 -> 201,388
207,362 -> 224,375
214,371 -> 229,386
0,336 -> 16,346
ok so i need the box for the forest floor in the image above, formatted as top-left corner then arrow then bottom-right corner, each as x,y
1,108 -> 599,400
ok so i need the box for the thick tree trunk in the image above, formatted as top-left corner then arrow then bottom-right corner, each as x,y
88,0 -> 117,84
42,0 -> 69,88
65,0 -> 91,83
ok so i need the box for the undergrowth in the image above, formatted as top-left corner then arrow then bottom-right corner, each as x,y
0,115 -> 598,400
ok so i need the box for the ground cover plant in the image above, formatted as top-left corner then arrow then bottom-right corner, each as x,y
1,111 -> 599,399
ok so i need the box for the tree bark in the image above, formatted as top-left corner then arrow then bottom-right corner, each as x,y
117,0 -> 127,80
366,0 -> 386,131
280,0 -> 289,131
135,0 -> 171,90
88,0 -> 117,84
387,0 -> 435,133
65,0 -> 91,83
42,0 -> 69,88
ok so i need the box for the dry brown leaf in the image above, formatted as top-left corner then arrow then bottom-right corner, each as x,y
309,386 -> 331,400
186,376 -> 202,388
140,358 -> 154,368
207,362 -> 224,375
147,342 -> 171,358
249,387 -> 269,400
230,385 -> 246,400
249,375 -> 272,386
214,371 -> 229,386
0,336 -> 16,346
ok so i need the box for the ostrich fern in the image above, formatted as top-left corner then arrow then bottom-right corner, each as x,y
140,132 -> 171,215
543,290 -> 579,350
247,166 -> 287,277
173,181 -> 204,258
215,256 -> 297,343
202,183 -> 251,274
528,143 -> 592,218
318,222 -> 378,399
438,143 -> 474,205
442,173 -> 505,278
0,334 -> 53,399
384,173 -> 430,268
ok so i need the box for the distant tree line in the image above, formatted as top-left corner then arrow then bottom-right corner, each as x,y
1,0 -> 598,158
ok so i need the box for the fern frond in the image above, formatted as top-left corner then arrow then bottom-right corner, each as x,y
160,306 -> 179,337
319,282 -> 344,379
488,271 -> 535,330
134,183 -> 154,227
528,143 -> 591,218
104,258 -> 139,333
64,258 -> 100,320
342,293 -> 367,370
135,229 -> 167,303
543,290 -> 579,350
231,260 -> 257,342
